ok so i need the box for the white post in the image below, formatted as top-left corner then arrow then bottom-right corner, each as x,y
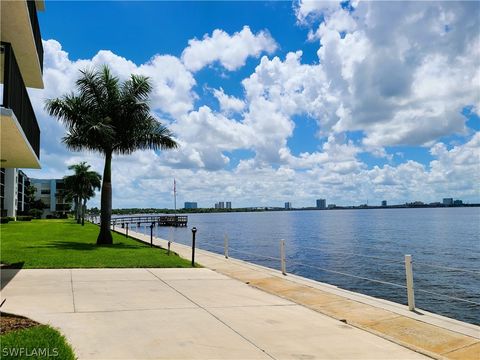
405,255 -> 415,311
224,233 -> 229,259
280,239 -> 286,275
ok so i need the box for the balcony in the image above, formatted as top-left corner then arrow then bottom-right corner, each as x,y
0,0 -> 44,88
26,0 -> 43,73
1,42 -> 41,168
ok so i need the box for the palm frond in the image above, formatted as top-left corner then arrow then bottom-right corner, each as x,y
47,65 -> 178,157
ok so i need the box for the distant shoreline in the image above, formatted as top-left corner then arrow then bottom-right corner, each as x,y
101,203 -> 480,216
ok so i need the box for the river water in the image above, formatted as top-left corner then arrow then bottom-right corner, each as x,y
126,207 -> 480,325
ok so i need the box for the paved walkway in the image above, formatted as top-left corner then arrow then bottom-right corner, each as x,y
1,268 -> 429,360
118,228 -> 480,360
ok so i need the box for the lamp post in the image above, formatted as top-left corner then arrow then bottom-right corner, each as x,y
191,227 -> 197,266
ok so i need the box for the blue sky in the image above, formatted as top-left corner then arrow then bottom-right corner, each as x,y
29,1 -> 480,208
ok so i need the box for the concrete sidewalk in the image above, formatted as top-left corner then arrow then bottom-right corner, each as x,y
1,268 -> 429,360
116,228 -> 480,360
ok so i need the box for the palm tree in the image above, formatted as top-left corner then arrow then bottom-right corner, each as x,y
46,66 -> 178,244
81,186 -> 98,226
64,162 -> 102,225
63,175 -> 80,222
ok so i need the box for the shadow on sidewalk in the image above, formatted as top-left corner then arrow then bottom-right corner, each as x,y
1,262 -> 24,290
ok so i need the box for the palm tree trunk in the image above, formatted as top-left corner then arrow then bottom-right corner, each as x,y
73,197 -> 78,220
76,197 -> 82,224
81,197 -> 86,226
97,152 -> 113,245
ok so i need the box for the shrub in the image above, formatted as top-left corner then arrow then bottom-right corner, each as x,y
28,208 -> 43,219
17,216 -> 33,221
0,217 -> 10,224
46,214 -> 54,219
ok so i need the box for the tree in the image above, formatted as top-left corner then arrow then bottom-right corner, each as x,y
23,185 -> 37,213
63,175 -> 80,221
46,66 -> 178,244
81,182 -> 100,226
64,162 -> 102,226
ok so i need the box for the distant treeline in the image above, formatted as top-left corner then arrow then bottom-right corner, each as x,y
87,203 -> 479,216
108,207 -> 269,215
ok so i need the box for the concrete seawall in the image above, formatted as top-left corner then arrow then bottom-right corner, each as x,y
117,227 -> 480,360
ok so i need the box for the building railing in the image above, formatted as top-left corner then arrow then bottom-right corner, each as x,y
1,42 -> 41,159
26,0 -> 43,73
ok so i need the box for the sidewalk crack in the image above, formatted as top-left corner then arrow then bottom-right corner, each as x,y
146,268 -> 277,360
70,270 -> 76,313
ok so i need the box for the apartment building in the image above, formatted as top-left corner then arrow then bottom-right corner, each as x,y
0,0 -> 44,217
30,178 -> 71,217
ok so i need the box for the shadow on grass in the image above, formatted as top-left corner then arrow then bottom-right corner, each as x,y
27,241 -> 143,251
1,262 -> 24,290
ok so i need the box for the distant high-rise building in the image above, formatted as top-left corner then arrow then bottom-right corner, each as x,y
285,202 -> 292,209
381,200 -> 387,207
226,201 -> 232,209
316,199 -> 326,209
443,198 -> 453,206
327,204 -> 336,209
218,201 -> 225,209
453,199 -> 463,206
184,202 -> 197,209
214,203 -> 219,209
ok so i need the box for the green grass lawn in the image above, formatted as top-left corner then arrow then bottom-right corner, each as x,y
1,325 -> 76,360
0,219 -> 192,268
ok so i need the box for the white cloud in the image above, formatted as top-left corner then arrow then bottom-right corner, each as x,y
212,88 -> 245,114
36,40 -> 197,121
290,1 -> 480,148
181,26 -> 277,72
25,1 -> 480,209
168,106 -> 253,170
138,55 -> 197,118
295,0 -> 342,24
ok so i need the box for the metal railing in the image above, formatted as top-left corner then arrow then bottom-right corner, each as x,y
1,42 -> 41,159
197,235 -> 480,313
109,215 -> 188,227
26,0 -> 43,72
88,220 -> 480,318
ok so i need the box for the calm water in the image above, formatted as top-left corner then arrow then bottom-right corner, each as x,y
127,208 -> 480,325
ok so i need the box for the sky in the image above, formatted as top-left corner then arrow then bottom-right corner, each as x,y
27,0 -> 480,208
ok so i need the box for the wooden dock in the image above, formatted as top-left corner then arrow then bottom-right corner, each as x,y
158,216 -> 188,227
110,215 -> 188,227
